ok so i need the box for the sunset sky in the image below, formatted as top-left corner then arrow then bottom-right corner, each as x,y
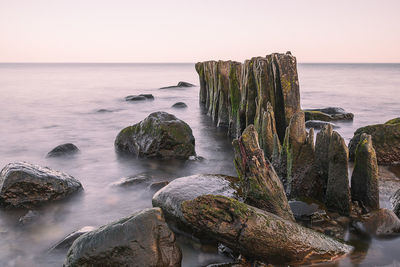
1,0 -> 399,63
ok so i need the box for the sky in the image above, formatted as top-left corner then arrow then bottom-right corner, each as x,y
1,0 -> 399,63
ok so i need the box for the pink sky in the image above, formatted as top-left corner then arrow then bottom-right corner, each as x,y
1,0 -> 399,63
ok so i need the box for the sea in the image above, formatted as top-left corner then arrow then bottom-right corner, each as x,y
0,63 -> 399,266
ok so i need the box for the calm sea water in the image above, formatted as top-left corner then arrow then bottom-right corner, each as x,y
0,63 -> 399,266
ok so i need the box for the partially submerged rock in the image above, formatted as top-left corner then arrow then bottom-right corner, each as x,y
232,125 -> 294,221
64,208 -> 182,267
325,132 -> 351,216
19,210 -> 39,225
115,111 -> 196,160
305,120 -> 337,129
349,119 -> 400,165
110,172 -> 153,187
354,208 -> 400,237
351,134 -> 379,212
47,143 -> 80,158
160,81 -> 195,89
180,195 -> 352,265
125,94 -> 154,101
51,226 -> 96,250
149,181 -> 169,192
304,107 -> 354,122
172,102 -> 187,108
391,189 -> 400,218
0,162 -> 82,208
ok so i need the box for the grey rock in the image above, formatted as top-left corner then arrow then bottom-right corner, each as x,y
160,81 -> 195,89
125,95 -> 147,101
172,102 -> 187,108
50,226 -> 96,251
0,162 -> 82,208
110,172 -> 153,187
149,181 -> 169,192
64,208 -> 182,267
115,111 -> 196,160
304,107 -> 354,121
19,210 -> 39,225
305,120 -> 338,129
47,143 -> 80,158
391,189 -> 400,218
139,94 -> 154,99
354,208 -> 400,236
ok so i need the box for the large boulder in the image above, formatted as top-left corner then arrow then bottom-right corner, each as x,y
0,162 -> 82,208
115,112 -> 196,159
64,208 -> 182,267
348,119 -> 400,165
232,125 -> 294,221
325,132 -> 351,216
47,143 -> 80,158
156,193 -> 352,265
304,107 -> 354,122
351,134 -> 379,212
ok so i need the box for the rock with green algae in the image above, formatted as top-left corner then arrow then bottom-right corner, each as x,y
114,111 -> 195,160
64,208 -> 182,267
232,125 -> 294,222
351,134 -> 379,212
195,52 -> 300,142
180,195 -> 352,266
304,107 -> 354,122
280,112 -> 323,201
325,131 -> 351,216
348,118 -> 400,165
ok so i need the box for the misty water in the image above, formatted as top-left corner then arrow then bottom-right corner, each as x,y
0,63 -> 399,266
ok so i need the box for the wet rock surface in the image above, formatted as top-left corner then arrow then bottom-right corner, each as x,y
349,119 -> 400,165
172,102 -> 187,108
47,143 -> 80,157
51,226 -> 96,251
0,162 -> 82,208
304,107 -> 354,122
391,189 -> 400,218
160,81 -> 195,89
354,208 -> 400,237
351,134 -> 379,212
64,208 -> 182,267
110,172 -> 153,187
232,125 -> 294,221
115,111 -> 196,159
149,181 -> 169,192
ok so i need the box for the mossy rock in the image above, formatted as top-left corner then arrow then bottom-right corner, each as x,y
115,112 -> 196,160
385,117 -> 400,125
304,110 -> 333,122
349,120 -> 400,165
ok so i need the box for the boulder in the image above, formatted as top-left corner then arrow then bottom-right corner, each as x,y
0,162 -> 82,208
115,111 -> 196,160
390,189 -> 400,218
305,120 -> 337,129
354,208 -> 400,236
232,125 -> 294,221
304,107 -> 354,122
325,132 -> 351,215
179,195 -> 352,265
171,102 -> 187,108
351,134 -> 379,212
47,143 -> 80,157
51,226 -> 96,250
160,81 -> 195,89
125,95 -> 147,101
64,208 -> 182,267
349,119 -> 400,165
110,172 -> 153,187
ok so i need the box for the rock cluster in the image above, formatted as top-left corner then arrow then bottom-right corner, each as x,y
115,111 -> 196,159
349,118 -> 400,165
195,52 -> 300,154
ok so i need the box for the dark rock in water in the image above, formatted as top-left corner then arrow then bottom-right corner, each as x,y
351,134 -> 379,212
232,125 -> 294,221
19,210 -> 39,225
305,120 -> 338,129
390,189 -> 400,218
149,181 -> 169,192
160,81 -> 195,89
348,119 -> 400,165
304,107 -> 354,121
289,200 -> 320,220
172,102 -> 187,108
125,95 -> 147,101
179,195 -> 352,265
115,111 -> 196,160
280,112 -> 322,202
47,143 -> 80,158
196,53 -> 301,141
0,162 -> 83,209
64,208 -> 182,267
96,109 -> 113,113
354,208 -> 400,236
139,94 -> 154,99
50,226 -> 96,251
110,172 -> 152,187
325,131 -> 351,216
